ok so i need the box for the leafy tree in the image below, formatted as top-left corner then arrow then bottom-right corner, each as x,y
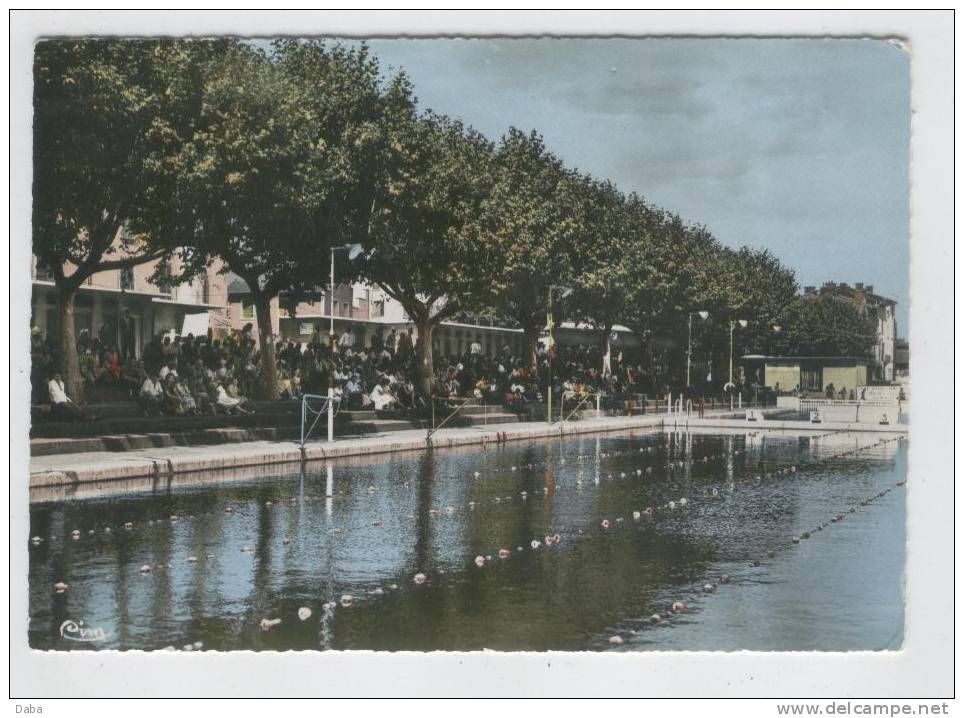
686,244 -> 798,383
567,177 -> 637,372
32,38 -> 217,399
178,40 -> 396,398
715,247 -> 798,352
358,111 -> 498,395
782,293 -> 878,358
486,128 -> 577,372
612,207 -> 712,388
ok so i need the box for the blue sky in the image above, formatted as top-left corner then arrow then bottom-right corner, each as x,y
353,38 -> 910,333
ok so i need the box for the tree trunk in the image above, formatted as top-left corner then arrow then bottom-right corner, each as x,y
523,325 -> 540,376
415,315 -> 435,397
253,291 -> 279,400
56,284 -> 84,403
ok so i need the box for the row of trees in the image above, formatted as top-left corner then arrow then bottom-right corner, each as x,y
33,38 -> 878,400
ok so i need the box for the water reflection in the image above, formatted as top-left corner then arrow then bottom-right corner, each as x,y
29,429 -> 906,652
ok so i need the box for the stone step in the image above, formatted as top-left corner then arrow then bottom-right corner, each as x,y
29,416 -> 420,456
461,413 -> 520,426
101,434 -> 155,451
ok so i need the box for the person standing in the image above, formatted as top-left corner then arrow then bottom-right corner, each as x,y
119,307 -> 135,362
338,327 -> 356,351
370,328 -> 384,354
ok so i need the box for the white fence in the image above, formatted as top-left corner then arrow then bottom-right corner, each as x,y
858,385 -> 904,402
799,398 -> 901,425
774,396 -> 902,423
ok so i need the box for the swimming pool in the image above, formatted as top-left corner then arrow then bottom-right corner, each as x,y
28,428 -> 906,652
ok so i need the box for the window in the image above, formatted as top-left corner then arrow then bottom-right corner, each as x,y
241,299 -> 254,320
120,267 -> 135,291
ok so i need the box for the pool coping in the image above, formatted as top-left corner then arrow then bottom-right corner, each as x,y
28,410 -> 908,493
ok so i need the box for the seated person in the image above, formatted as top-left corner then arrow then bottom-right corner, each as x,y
290,369 -> 303,399
370,378 -> 398,411
120,361 -> 145,398
227,376 -> 244,401
562,377 -> 576,402
473,378 -> 488,403
79,350 -> 105,388
159,360 -> 178,381
162,374 -> 182,416
47,372 -> 91,421
504,381 -> 526,416
139,373 -> 164,416
215,378 -> 251,415
442,370 -> 461,403
187,373 -> 212,415
105,347 -> 121,383
277,369 -> 293,400
395,377 -> 417,410
344,373 -> 363,410
174,376 -> 198,415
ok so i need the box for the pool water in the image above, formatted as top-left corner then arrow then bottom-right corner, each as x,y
27,429 -> 907,652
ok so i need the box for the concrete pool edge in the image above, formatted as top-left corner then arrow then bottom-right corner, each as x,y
28,411 -> 908,492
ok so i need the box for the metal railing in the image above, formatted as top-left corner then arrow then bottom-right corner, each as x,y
427,395 -> 480,441
556,392 -> 602,428
300,393 -> 335,447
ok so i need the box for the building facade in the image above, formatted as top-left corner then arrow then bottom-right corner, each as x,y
224,273 -> 527,358
741,355 -> 869,395
31,239 -> 230,359
802,281 -> 898,382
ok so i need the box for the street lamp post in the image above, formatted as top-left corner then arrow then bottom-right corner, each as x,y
729,319 -> 749,385
327,243 -> 363,442
686,310 -> 709,390
765,323 -> 782,357
546,285 -> 572,423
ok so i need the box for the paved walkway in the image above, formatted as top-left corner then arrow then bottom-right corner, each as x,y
29,409 -> 907,491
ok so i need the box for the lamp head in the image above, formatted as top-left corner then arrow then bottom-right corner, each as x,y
737,319 -> 749,328
347,243 -> 364,261
697,311 -> 709,320
556,286 -> 573,300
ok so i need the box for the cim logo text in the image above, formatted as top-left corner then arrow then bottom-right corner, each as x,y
59,619 -> 109,642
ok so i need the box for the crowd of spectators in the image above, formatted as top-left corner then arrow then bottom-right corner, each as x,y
31,319 -> 673,422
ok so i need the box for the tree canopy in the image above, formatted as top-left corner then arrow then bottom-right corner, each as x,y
34,38 -> 876,400
781,294 -> 879,358
172,39 -> 401,397
32,38 -> 220,397
356,111 -> 499,393
485,128 -> 578,370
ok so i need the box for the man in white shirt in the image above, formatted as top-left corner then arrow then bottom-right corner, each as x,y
139,374 -> 163,416
345,374 -> 362,409
338,328 -> 356,350
159,361 -> 178,381
47,372 -> 86,420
